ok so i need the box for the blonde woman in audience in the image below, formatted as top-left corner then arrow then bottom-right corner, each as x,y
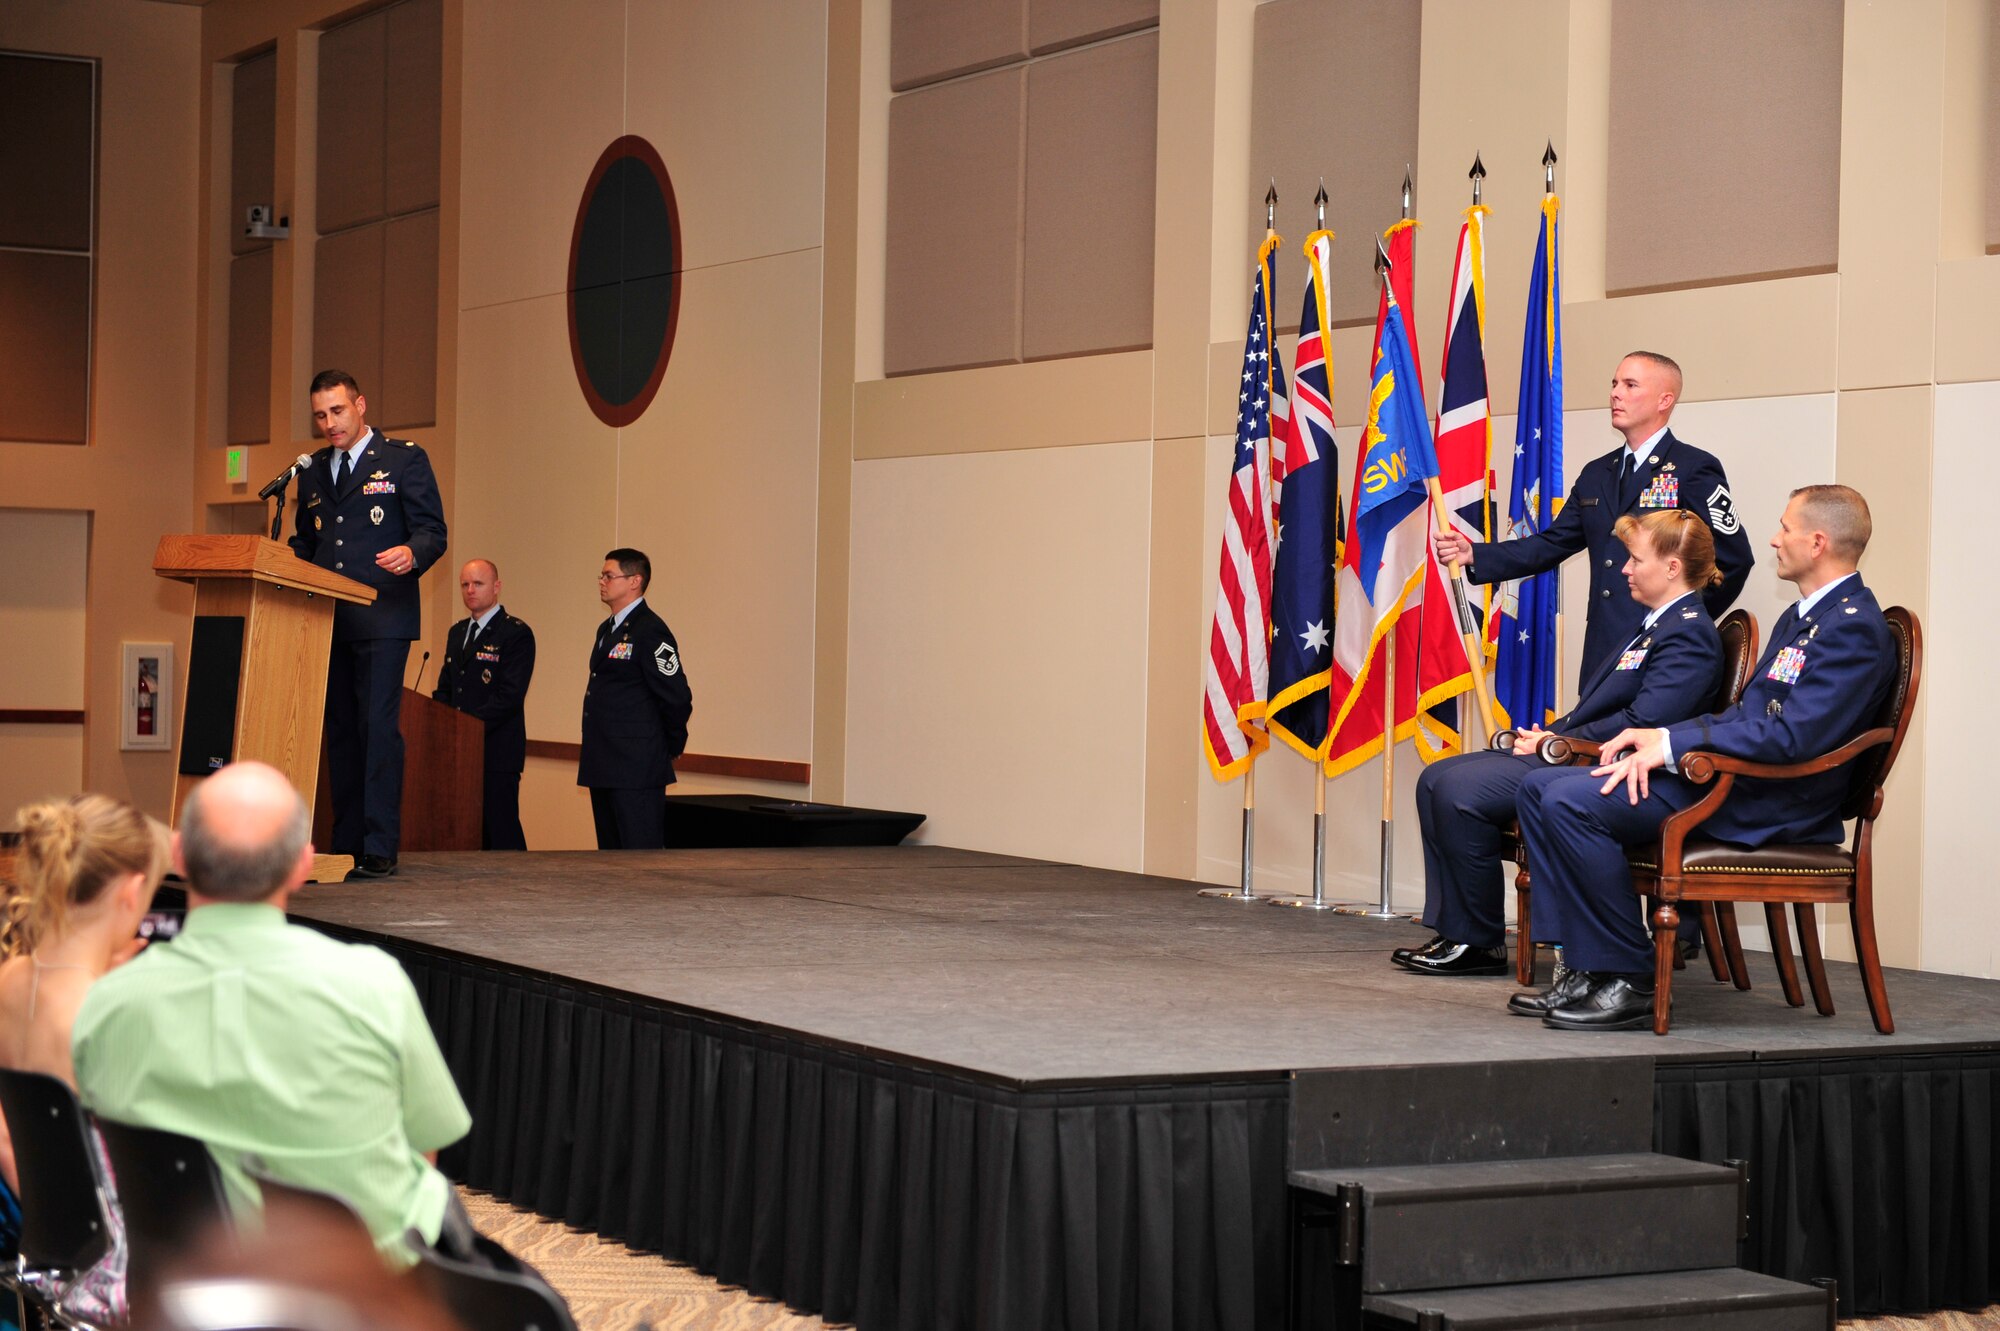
0,793 -> 169,1324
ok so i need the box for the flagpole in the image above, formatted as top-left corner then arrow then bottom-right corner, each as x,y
1360,220 -> 1402,922
1201,181 -> 1282,904
1544,141 -> 1567,721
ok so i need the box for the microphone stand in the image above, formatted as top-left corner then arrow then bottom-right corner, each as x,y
270,484 -> 288,541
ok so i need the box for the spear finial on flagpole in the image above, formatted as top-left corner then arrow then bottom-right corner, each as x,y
1401,165 -> 1413,221
1375,235 -> 1392,279
1469,151 -> 1486,206
1266,179 -> 1278,233
1314,178 -> 1327,229
1543,141 -> 1558,195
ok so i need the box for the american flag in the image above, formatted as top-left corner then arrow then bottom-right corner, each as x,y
1203,239 -> 1283,781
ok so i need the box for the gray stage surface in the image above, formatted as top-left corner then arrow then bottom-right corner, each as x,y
285,845 -> 2000,1086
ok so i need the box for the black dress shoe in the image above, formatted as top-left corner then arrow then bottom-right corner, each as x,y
1391,934 -> 1451,968
1508,965 -> 1588,1017
348,854 -> 398,880
1541,974 -> 1657,1031
1398,940 -> 1508,977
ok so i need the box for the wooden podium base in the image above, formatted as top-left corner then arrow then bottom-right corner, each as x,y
309,853 -> 356,884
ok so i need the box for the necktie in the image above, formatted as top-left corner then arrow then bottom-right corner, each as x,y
333,452 -> 348,491
467,621 -> 480,650
1618,453 -> 1635,507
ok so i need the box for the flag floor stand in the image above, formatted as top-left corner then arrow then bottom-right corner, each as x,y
1335,821 -> 1405,920
1197,802 -> 1260,901
1266,809 -> 1335,909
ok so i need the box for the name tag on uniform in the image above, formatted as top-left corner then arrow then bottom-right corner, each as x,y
607,642 -> 633,660
1639,475 -> 1680,509
1767,646 -> 1807,684
1616,647 -> 1649,671
362,480 -> 396,495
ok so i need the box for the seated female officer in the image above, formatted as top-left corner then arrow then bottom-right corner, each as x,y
1395,507 -> 1729,977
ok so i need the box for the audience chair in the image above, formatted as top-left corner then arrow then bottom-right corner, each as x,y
93,1117 -> 232,1301
1627,605 -> 1921,1036
412,1239 -> 578,1331
1504,608 -> 1760,987
146,1278 -> 373,1331
0,1068 -> 115,1331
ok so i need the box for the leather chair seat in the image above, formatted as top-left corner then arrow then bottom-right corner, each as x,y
1629,841 -> 1854,877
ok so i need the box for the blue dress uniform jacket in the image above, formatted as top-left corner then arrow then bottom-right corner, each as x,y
578,600 -> 692,790
1414,594 -> 1724,951
1466,431 -> 1753,682
433,610 -> 535,774
1665,578 -> 1895,847
289,434 -> 448,642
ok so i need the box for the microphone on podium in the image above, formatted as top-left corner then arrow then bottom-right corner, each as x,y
412,650 -> 432,694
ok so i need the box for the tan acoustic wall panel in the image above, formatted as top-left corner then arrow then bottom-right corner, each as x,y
0,53 -> 92,252
381,209 -> 439,428
884,67 -> 1026,374
1987,0 -> 2000,252
1606,0 -> 1842,296
890,0 -> 1026,90
317,7 -> 388,236
229,51 -> 275,258
1022,31 -> 1158,360
312,223 -> 384,399
384,0 -> 443,217
1029,0 -> 1158,55
0,252 -> 91,444
227,246 -> 272,444
1249,0 -> 1422,327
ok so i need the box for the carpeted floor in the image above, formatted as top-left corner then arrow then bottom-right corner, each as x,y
460,1188 -> 1998,1330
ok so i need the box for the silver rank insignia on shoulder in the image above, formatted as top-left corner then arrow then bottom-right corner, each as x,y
401,439 -> 416,448
1845,606 -> 1858,614
369,505 -> 385,525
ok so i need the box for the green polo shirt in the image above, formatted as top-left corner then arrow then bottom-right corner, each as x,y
71,903 -> 471,1265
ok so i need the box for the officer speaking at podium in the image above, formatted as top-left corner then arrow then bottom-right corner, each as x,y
289,369 -> 447,878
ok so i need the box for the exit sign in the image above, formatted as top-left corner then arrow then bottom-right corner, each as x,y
225,446 -> 247,484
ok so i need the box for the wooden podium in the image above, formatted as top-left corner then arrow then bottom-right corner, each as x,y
154,534 -> 374,882
310,689 -> 483,853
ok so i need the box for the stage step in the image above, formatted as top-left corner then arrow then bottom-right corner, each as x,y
1290,1152 -> 1743,1291
1360,1267 -> 1832,1330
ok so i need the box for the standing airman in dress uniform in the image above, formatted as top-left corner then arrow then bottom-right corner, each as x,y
578,548 -> 693,850
433,559 -> 535,850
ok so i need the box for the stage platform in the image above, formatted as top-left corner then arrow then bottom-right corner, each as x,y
288,847 -> 2000,1327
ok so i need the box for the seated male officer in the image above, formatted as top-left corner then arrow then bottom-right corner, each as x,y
1513,485 -> 1896,1030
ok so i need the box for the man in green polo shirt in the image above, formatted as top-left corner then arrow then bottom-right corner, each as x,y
71,761 -> 473,1265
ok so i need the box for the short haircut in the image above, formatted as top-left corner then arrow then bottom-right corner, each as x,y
1614,508 -> 1722,589
1789,484 -> 1872,561
309,369 -> 361,397
1622,350 -> 1684,395
605,547 -> 651,593
178,776 -> 312,903
463,558 -> 499,580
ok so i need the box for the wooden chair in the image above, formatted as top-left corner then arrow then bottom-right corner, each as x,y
1506,608 -> 1761,987
1627,605 -> 1921,1036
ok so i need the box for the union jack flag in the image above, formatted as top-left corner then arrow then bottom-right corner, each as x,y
1203,237 -> 1285,780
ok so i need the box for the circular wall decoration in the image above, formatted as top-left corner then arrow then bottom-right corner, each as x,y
567,135 -> 682,427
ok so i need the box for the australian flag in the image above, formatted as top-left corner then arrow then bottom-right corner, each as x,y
1494,195 -> 1564,728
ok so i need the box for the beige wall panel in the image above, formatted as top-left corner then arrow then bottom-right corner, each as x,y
1606,0 -> 1841,296
0,727 -> 86,831
316,7 -> 387,235
227,247 -> 273,444
1142,434 -> 1205,876
458,0 -> 625,311
0,252 -> 91,444
1153,0 -> 1224,442
614,250 -> 823,767
856,349 -> 1151,457
1986,0 -> 2000,250
1562,0 -> 1610,304
1249,0 -> 1421,328
1837,0 -> 1946,390
884,67 -> 1026,373
0,0 -> 201,820
1940,0 -> 1987,259
313,223 -> 385,400
1923,380 -> 1998,977
1561,274 -> 1839,411
1022,32 -> 1158,360
845,442 -> 1152,869
1933,255 -> 2000,381
0,510 -> 89,710
449,292 -> 617,749
1030,0 -> 1157,53
381,209 -> 439,429
890,0 -> 1026,90
1833,385 -> 1930,973
229,52 -> 276,258
384,0 -> 443,217
626,0 -> 829,273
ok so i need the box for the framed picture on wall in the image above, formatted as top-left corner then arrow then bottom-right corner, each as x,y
121,642 -> 173,752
